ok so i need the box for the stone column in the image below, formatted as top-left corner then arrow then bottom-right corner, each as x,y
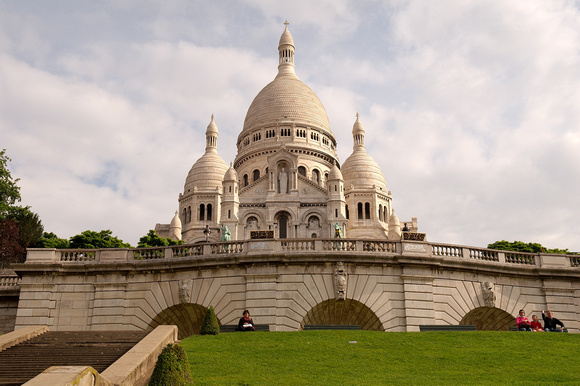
542,279 -> 577,332
401,266 -> 435,331
244,269 -> 279,331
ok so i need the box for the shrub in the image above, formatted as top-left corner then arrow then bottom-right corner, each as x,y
149,343 -> 193,385
200,305 -> 220,335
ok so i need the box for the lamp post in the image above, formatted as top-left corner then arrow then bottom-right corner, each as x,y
203,225 -> 211,243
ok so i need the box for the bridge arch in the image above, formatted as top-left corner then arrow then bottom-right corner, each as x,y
149,303 -> 213,339
300,299 -> 384,331
460,307 -> 515,331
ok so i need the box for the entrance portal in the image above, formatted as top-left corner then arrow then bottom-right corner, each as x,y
460,307 -> 516,331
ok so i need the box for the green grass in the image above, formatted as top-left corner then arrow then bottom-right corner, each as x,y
182,330 -> 580,385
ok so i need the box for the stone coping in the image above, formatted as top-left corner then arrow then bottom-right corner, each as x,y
100,325 -> 178,385
23,366 -> 113,386
0,326 -> 48,352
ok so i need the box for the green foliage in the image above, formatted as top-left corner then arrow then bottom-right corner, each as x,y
0,219 -> 26,268
488,240 -> 573,254
5,206 -> 44,248
149,343 -> 193,386
182,330 -> 580,384
200,306 -> 220,335
0,149 -> 22,218
138,230 -> 184,248
35,232 -> 71,248
69,229 -> 132,249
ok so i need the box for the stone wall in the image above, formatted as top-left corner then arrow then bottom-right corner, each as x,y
11,240 -> 580,335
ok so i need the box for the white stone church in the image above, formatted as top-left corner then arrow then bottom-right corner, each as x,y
156,23 -> 417,243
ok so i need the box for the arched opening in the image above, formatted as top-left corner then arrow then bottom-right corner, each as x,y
199,204 -> 205,221
276,211 -> 290,239
253,169 -> 260,181
365,203 -> 371,219
207,204 -> 212,222
460,307 -> 516,331
243,174 -> 249,187
357,203 -> 363,219
345,205 -> 349,220
301,299 -> 384,331
312,169 -> 320,184
149,303 -> 216,339
298,166 -> 306,177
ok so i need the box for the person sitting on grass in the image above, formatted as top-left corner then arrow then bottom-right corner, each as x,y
238,309 -> 255,331
530,315 -> 543,332
516,309 -> 532,331
541,310 -> 565,332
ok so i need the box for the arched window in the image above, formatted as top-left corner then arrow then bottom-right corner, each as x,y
253,169 -> 260,181
324,172 -> 329,183
199,204 -> 205,221
365,202 -> 371,219
312,169 -> 320,184
383,206 -> 387,222
207,204 -> 213,222
357,203 -> 363,219
378,204 -> 383,222
229,186 -> 232,193
298,166 -> 306,177
228,210 -> 231,219
335,208 -> 338,218
182,208 -> 187,224
243,174 -> 249,187
187,206 -> 191,223
346,205 -> 349,220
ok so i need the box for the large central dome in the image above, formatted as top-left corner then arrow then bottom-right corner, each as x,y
242,75 -> 331,134
238,23 -> 333,143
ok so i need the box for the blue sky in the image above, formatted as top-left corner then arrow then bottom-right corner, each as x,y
1,0 -> 579,251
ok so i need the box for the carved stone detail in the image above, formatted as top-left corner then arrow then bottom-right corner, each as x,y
481,281 -> 496,308
178,279 -> 193,304
334,262 -> 347,300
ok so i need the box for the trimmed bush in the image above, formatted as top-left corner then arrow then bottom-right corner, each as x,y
200,305 -> 220,335
149,343 -> 193,385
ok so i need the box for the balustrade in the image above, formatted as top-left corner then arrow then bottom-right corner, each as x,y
363,240 -> 396,253
570,256 -> 580,267
281,239 -> 315,251
505,252 -> 536,265
469,248 -> 499,261
322,239 -> 356,251
132,248 -> 165,260
60,250 -> 96,262
432,244 -> 462,257
0,275 -> 21,287
211,241 -> 244,254
172,245 -> 203,258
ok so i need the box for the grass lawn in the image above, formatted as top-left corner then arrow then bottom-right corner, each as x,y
182,330 -> 580,385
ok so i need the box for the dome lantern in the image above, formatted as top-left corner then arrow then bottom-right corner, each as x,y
278,20 -> 295,76
206,114 -> 219,152
352,112 -> 365,150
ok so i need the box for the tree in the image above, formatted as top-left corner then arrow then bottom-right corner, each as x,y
0,219 -> 26,267
35,232 -> 70,248
488,240 -> 573,254
0,149 -> 21,218
137,230 -> 184,248
6,206 -> 44,248
69,230 -> 132,249
149,343 -> 193,385
200,305 -> 220,335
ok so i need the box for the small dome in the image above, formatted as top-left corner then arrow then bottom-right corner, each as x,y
223,163 -> 238,182
389,210 -> 400,227
279,23 -> 294,47
328,163 -> 343,181
342,115 -> 387,191
170,211 -> 182,229
184,117 -> 229,193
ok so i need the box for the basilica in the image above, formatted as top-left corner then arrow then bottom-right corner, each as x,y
156,24 -> 418,243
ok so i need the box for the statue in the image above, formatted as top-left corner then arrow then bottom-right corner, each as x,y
333,223 -> 343,249
220,224 -> 231,242
279,168 -> 288,193
481,281 -> 496,307
334,262 -> 347,300
178,279 -> 192,304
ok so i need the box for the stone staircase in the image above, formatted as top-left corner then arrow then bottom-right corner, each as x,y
0,330 -> 148,385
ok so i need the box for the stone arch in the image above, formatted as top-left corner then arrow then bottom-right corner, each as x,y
300,299 -> 384,331
275,210 -> 292,239
149,303 -> 217,339
460,307 -> 516,331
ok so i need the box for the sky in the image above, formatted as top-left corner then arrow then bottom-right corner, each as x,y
1,0 -> 579,251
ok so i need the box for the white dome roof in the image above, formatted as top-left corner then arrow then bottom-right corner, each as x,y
341,115 -> 387,191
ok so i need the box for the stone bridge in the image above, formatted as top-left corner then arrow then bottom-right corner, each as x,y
5,239 -> 580,337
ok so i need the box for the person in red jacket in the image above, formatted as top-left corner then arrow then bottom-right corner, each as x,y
530,315 -> 543,332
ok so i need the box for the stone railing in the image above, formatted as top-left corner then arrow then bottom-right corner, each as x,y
22,240 -> 579,271
0,275 -> 21,287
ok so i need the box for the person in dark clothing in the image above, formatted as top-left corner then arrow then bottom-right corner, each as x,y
541,310 -> 565,332
238,309 -> 255,331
